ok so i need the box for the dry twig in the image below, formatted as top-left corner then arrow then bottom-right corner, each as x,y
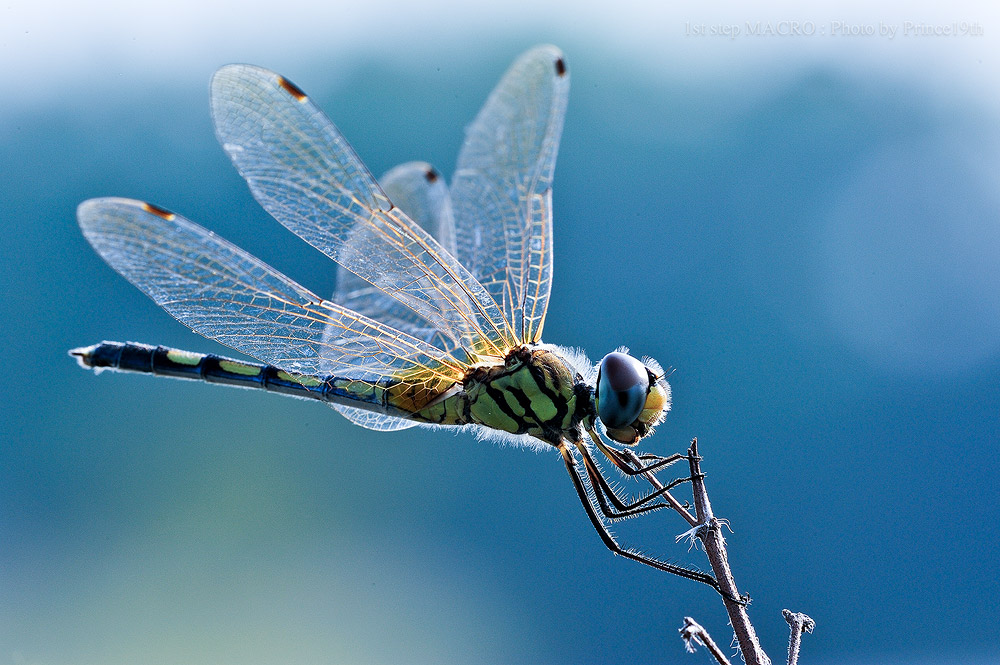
680,617 -> 731,664
687,439 -> 770,665
625,439 -> 777,665
783,609 -> 815,665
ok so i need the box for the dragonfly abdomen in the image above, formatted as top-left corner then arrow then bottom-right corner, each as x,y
71,341 -> 333,402
71,341 -> 439,422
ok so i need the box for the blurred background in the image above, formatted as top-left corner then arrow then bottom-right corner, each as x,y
2,1 -> 998,663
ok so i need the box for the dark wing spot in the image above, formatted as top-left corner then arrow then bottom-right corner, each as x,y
142,201 -> 175,221
555,57 -> 566,77
424,167 -> 439,183
277,76 -> 308,102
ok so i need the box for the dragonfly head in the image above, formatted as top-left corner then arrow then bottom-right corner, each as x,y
595,351 -> 671,445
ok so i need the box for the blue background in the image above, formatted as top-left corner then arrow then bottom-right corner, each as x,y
2,7 -> 999,664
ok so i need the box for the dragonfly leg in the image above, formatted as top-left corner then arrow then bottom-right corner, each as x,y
587,428 -> 687,477
558,443 -> 726,596
572,440 -> 687,520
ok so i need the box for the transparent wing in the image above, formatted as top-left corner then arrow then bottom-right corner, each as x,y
210,65 -> 514,362
331,163 -> 457,431
327,403 -> 417,432
334,161 -> 460,356
451,44 -> 569,344
381,162 -> 457,257
77,198 -> 466,414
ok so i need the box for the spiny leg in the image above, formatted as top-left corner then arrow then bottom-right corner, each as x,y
578,429 -> 692,516
558,443 -> 726,597
573,440 -> 689,519
587,428 -> 687,477
581,449 -> 688,518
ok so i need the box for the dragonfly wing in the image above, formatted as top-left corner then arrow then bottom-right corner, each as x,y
333,161 -> 461,356
380,161 -> 457,257
330,163 -> 457,430
211,65 -> 513,361
327,404 -> 418,431
451,45 -> 569,344
77,198 -> 466,415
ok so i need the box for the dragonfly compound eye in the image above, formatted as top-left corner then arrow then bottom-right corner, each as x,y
596,352 -> 650,429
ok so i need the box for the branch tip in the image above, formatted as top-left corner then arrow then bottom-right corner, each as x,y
679,617 -> 731,665
783,609 -> 815,665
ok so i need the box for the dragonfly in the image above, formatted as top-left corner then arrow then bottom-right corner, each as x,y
71,45 -> 725,597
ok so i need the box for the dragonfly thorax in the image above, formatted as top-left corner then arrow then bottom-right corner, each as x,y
413,345 -> 594,446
